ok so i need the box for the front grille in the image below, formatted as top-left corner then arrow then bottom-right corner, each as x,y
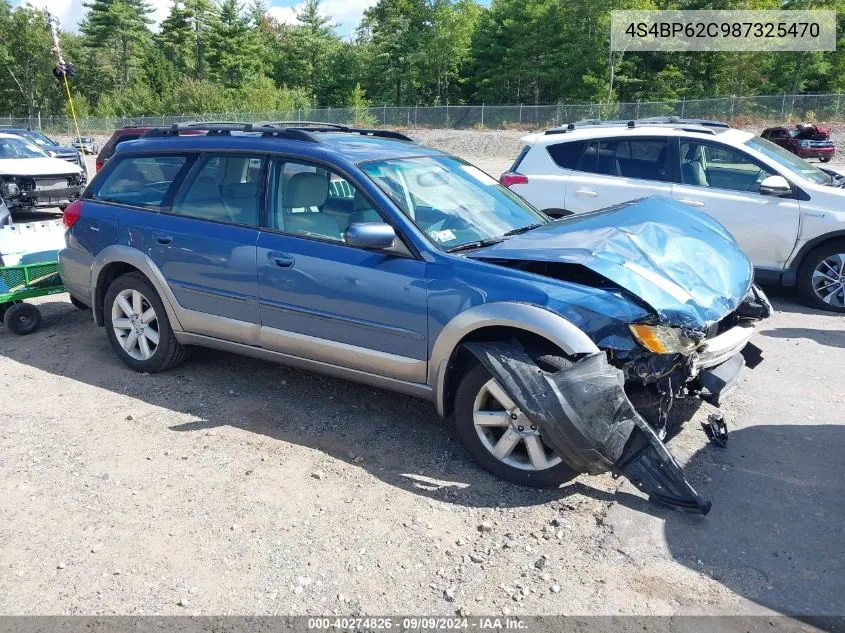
18,178 -> 35,192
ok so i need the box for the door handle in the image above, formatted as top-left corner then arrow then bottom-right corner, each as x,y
574,188 -> 598,198
678,199 -> 705,207
153,233 -> 173,245
267,252 -> 295,268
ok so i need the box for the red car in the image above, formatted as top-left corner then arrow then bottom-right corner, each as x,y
95,127 -> 154,172
95,126 -> 206,171
760,123 -> 836,162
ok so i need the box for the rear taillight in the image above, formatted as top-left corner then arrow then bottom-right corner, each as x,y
95,160 -> 103,172
500,172 -> 529,187
63,199 -> 82,229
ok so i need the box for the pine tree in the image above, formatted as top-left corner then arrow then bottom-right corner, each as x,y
293,0 -> 338,105
206,0 -> 263,89
246,0 -> 269,27
81,0 -> 153,86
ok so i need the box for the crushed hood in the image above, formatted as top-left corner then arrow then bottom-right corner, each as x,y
0,157 -> 82,177
469,196 -> 753,329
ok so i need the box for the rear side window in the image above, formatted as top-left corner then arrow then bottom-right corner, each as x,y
546,141 -> 585,169
88,155 -> 189,207
576,138 -> 669,181
510,145 -> 531,171
170,154 -> 265,226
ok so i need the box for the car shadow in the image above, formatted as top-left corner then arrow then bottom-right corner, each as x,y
612,423 -> 845,625
759,284 -> 839,318
760,327 -> 845,350
0,299 -> 640,510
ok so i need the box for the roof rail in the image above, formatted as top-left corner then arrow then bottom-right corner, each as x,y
544,116 -> 729,136
638,116 -> 729,128
142,121 -> 414,143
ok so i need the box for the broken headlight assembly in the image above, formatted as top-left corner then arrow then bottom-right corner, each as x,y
629,324 -> 699,355
0,179 -> 20,198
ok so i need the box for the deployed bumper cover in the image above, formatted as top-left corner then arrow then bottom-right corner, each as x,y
465,341 -> 711,514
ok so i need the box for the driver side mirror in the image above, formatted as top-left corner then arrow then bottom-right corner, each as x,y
759,175 -> 792,197
345,222 -> 396,249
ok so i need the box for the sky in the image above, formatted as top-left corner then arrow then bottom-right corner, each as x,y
15,0 -> 380,38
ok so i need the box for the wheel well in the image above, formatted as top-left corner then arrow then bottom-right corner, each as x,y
441,326 -> 569,419
785,233 -> 845,285
94,262 -> 144,326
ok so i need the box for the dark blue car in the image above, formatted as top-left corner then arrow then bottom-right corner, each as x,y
58,123 -> 771,513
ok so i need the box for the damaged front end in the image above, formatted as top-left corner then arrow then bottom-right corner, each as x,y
457,197 -> 777,512
465,341 -> 713,514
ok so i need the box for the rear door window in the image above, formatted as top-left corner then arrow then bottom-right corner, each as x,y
575,138 -> 669,181
87,155 -> 190,208
170,154 -> 265,226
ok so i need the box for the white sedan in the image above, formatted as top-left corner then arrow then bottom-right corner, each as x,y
0,132 -> 85,217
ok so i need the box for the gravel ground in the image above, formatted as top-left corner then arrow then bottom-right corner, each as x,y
0,143 -> 843,619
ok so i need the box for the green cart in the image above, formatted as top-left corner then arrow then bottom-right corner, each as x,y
0,260 -> 64,335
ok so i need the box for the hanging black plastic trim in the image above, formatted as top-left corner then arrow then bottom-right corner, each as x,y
463,341 -> 711,514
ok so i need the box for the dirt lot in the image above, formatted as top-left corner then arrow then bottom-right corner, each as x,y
0,142 -> 843,619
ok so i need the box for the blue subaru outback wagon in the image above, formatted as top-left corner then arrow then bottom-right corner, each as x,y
59,123 -> 772,513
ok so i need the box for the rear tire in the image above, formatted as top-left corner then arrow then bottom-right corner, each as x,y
454,360 -> 577,488
4,303 -> 41,335
103,272 -> 189,372
797,240 -> 845,313
820,156 -> 832,163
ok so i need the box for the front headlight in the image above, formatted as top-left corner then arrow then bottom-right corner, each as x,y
629,324 -> 699,354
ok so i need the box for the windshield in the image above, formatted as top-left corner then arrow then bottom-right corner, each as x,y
745,135 -> 829,185
23,131 -> 57,147
0,137 -> 48,159
360,155 -> 547,250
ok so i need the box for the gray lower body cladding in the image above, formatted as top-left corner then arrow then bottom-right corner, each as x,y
464,341 -> 711,514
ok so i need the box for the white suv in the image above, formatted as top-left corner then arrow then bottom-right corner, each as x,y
502,118 -> 845,312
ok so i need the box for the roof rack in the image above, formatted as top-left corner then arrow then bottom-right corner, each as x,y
544,116 -> 730,136
143,121 -> 414,143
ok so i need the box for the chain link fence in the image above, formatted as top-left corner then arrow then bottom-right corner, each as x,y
5,93 -> 845,134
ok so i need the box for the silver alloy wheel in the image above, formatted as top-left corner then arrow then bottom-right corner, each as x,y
812,252 -> 845,308
111,289 -> 160,361
472,378 -> 562,471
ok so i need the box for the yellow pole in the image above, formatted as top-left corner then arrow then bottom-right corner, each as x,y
63,74 -> 82,142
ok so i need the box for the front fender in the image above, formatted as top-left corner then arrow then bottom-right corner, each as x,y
429,302 -> 600,417
90,245 -> 184,331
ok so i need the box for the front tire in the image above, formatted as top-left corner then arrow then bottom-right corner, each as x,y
103,272 -> 189,372
797,241 -> 845,313
820,156 -> 832,163
454,361 -> 576,488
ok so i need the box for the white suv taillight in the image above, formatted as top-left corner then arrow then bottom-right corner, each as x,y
499,172 -> 529,187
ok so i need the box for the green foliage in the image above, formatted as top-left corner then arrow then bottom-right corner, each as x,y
81,0 -> 153,86
348,83 -> 377,126
3,0 -> 845,120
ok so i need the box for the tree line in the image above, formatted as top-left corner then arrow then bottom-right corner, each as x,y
0,0 -> 844,119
